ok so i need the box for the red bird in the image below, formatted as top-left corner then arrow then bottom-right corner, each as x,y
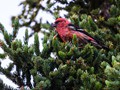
52,18 -> 108,50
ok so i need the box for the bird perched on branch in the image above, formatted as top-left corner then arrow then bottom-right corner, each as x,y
52,17 -> 108,50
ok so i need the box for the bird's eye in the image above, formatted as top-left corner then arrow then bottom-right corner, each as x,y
55,21 -> 61,24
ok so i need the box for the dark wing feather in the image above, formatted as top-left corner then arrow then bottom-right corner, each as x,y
68,23 -> 82,31
68,23 -> 96,40
68,23 -> 109,50
79,30 -> 109,50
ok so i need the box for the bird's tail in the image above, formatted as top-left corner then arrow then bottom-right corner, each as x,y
101,44 -> 109,51
91,40 -> 109,51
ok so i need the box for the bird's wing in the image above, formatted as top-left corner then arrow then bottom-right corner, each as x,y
68,23 -> 109,50
68,23 -> 96,40
67,23 -> 77,31
68,23 -> 83,31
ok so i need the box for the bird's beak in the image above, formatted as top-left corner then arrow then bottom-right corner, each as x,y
51,23 -> 57,27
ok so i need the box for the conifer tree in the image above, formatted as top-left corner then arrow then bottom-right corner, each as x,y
0,0 -> 120,90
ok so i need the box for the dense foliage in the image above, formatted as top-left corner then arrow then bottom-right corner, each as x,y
0,0 -> 120,90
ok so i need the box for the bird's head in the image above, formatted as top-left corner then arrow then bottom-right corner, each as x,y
52,18 -> 70,28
